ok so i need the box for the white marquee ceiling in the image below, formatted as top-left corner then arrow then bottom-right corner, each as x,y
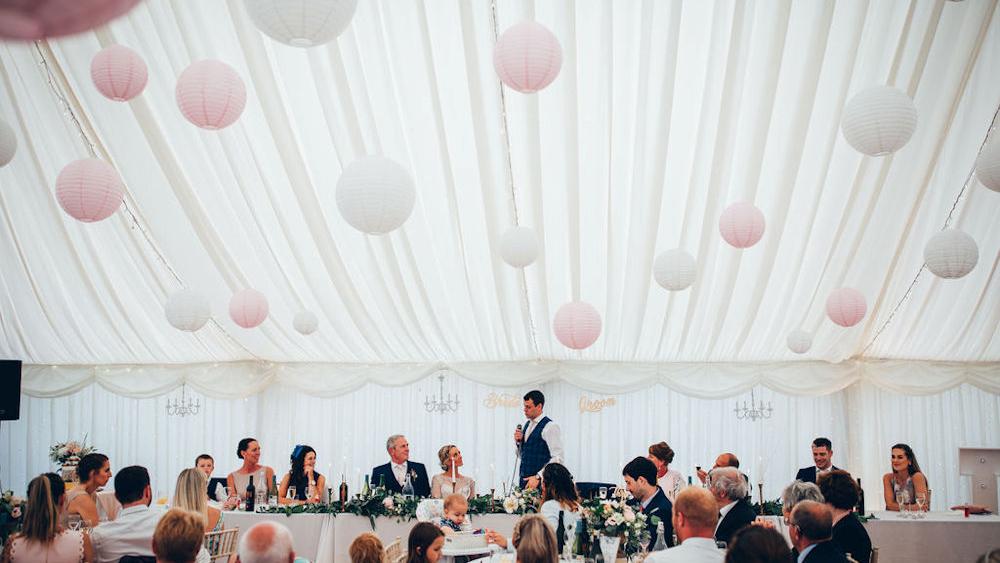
2,0 -> 1000,382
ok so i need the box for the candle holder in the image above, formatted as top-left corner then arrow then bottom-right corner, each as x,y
758,483 -> 764,515
490,488 -> 496,511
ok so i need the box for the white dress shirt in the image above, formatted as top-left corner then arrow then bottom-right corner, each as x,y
391,462 -> 408,486
715,500 -> 738,533
644,537 -> 724,563
517,414 -> 564,477
91,504 -> 210,563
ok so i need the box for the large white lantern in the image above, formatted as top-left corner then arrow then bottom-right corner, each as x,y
499,226 -> 538,268
841,86 -> 918,156
924,229 -> 978,279
335,156 -> 416,234
0,118 -> 16,167
975,135 -> 1000,192
653,249 -> 696,291
165,290 -> 211,332
293,310 -> 319,335
244,0 -> 358,47
787,330 -> 813,354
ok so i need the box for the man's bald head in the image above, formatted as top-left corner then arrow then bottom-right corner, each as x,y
715,453 -> 740,469
672,487 -> 719,540
791,500 -> 833,542
237,521 -> 295,563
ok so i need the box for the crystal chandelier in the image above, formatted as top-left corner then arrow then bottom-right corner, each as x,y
425,372 -> 459,414
734,388 -> 772,421
166,384 -> 201,417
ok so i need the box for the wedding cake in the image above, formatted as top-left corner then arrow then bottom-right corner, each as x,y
444,531 -> 488,550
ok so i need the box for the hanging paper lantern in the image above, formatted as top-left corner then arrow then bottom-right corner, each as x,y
229,289 -> 269,328
0,0 -> 140,40
335,156 -> 415,234
0,118 -> 15,167
175,60 -> 247,130
719,202 -> 766,248
499,226 -> 538,268
55,158 -> 124,222
826,288 -> 867,328
975,135 -> 1000,192
493,21 -> 562,93
787,330 -> 813,354
293,310 -> 318,335
653,249 -> 697,291
165,290 -> 211,332
841,86 -> 918,156
553,301 -> 602,350
244,0 -> 358,47
924,229 -> 978,279
90,44 -> 147,101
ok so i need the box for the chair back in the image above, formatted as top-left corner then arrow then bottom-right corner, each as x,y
204,527 -> 240,562
416,499 -> 444,522
384,536 -> 403,563
391,553 -> 407,563
870,546 -> 879,563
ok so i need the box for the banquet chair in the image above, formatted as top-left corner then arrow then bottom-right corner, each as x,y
204,527 -> 240,562
384,536 -> 403,563
870,547 -> 879,563
416,499 -> 444,522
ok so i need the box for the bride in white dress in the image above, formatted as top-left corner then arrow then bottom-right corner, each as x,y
431,444 -> 475,499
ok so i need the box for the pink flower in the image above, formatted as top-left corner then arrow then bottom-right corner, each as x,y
11,506 -> 21,519
382,497 -> 394,509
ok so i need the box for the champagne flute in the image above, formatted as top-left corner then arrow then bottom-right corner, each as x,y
915,493 -> 926,518
288,485 -> 297,501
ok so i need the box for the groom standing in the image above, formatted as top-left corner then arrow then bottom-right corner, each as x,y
371,435 -> 431,497
514,390 -> 564,489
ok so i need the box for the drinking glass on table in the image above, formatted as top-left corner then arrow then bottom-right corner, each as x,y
599,486 -> 608,499
288,486 -> 297,501
896,491 -> 910,517
67,514 -> 82,531
915,493 -> 927,518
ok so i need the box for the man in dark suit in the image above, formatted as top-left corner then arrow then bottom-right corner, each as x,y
622,456 -> 674,550
370,434 -> 431,497
708,466 -> 756,546
795,437 -> 840,484
789,500 -> 849,563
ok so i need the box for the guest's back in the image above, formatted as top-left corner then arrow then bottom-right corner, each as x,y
724,526 -> 793,563
3,473 -> 93,563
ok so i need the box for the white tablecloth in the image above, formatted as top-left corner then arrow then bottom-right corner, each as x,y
863,510 -> 1000,563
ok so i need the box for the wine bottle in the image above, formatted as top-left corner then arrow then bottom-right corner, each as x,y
339,475 -> 349,509
555,511 -> 566,554
402,472 -> 415,498
362,474 -> 371,498
651,521 -> 668,551
378,474 -> 387,495
268,475 -> 278,507
590,535 -> 604,563
687,475 -> 693,486
245,475 -> 256,512
856,478 -> 865,515
573,516 -> 586,556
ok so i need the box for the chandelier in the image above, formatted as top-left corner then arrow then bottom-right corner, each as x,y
425,372 -> 459,414
734,388 -> 772,421
166,384 -> 201,417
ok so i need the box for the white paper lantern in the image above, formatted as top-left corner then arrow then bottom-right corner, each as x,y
653,249 -> 696,291
924,229 -> 978,279
975,135 -> 1000,192
0,118 -> 15,167
293,310 -> 319,335
165,290 -> 210,332
499,226 -> 538,268
245,0 -> 358,47
335,156 -> 416,234
841,86 -> 918,156
787,330 -> 813,354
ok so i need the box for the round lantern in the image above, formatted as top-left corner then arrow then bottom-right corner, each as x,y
293,310 -> 319,335
0,0 -> 140,40
176,60 -> 247,130
229,289 -> 269,328
0,118 -> 16,167
787,330 -> 813,354
653,249 -> 697,291
335,156 -> 415,234
499,226 -> 538,268
553,301 -> 602,350
841,86 -> 918,156
90,44 -> 147,101
826,288 -> 867,328
244,0 -> 358,47
165,289 -> 211,332
55,158 -> 124,222
924,228 -> 978,279
719,202 -> 765,248
975,135 -> 1000,192
493,21 -> 562,93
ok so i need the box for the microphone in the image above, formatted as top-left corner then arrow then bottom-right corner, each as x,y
515,424 -> 523,448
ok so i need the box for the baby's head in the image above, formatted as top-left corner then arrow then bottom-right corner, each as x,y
443,494 -> 468,525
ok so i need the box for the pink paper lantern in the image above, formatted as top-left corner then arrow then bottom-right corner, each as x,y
176,60 -> 247,130
826,288 -> 867,328
90,44 -> 147,101
0,0 -> 139,40
229,289 -> 269,328
553,301 -> 602,350
719,202 -> 766,248
55,158 -> 124,222
493,21 -> 562,94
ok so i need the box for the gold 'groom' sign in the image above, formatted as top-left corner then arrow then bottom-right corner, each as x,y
579,395 -> 617,413
483,392 -> 521,409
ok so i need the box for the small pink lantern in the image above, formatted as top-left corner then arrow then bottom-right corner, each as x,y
229,289 -> 269,328
826,288 -> 867,328
175,60 -> 247,130
719,202 -> 766,248
55,158 -> 124,222
90,44 -> 147,101
553,301 -> 602,350
0,0 -> 140,40
493,21 -> 562,94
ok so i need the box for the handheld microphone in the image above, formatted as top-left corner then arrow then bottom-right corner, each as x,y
515,424 -> 523,447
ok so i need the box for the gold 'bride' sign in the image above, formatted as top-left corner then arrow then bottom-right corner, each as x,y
579,395 -> 617,413
483,392 -> 521,409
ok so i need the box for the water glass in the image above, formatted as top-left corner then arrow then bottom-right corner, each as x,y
895,491 -> 907,518
598,487 -> 608,499
288,486 -> 297,500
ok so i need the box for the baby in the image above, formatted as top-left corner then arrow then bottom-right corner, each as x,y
438,493 -> 471,534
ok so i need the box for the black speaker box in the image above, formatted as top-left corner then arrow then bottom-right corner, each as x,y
0,360 -> 22,420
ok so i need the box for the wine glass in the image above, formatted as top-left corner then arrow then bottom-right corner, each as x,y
915,493 -> 927,518
288,486 -> 297,501
895,490 -> 910,518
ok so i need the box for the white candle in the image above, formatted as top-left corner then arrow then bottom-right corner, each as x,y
451,463 -> 457,483
489,464 -> 496,490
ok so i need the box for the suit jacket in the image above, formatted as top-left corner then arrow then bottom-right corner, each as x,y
714,497 -> 756,546
795,466 -> 840,484
370,461 -> 431,497
636,487 -> 675,550
831,513 -> 871,563
802,540 -> 849,563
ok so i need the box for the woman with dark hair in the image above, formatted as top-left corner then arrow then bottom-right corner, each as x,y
538,463 -> 580,542
818,471 -> 871,563
2,473 -> 93,562
226,437 -> 275,505
648,441 -> 683,503
66,453 -> 111,527
407,521 -> 444,563
725,525 -> 792,563
881,443 -> 929,511
278,445 -> 325,504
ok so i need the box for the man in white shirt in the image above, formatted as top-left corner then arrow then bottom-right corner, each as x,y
513,390 -> 564,489
236,520 -> 296,563
646,487 -> 723,563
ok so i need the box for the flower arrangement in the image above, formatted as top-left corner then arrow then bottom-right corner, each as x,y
0,490 -> 25,548
580,497 -> 651,556
48,438 -> 96,466
501,486 -> 539,514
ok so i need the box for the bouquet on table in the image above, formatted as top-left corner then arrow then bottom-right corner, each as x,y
49,438 -> 97,482
0,490 -> 25,548
501,486 -> 540,514
580,497 -> 652,558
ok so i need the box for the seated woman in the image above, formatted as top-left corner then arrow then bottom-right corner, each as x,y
538,463 -> 580,539
882,443 -> 929,511
278,445 -> 325,504
226,437 -> 276,505
172,468 -> 223,534
648,442 -> 683,503
818,470 -> 871,563
1,473 -> 94,563
431,444 -> 475,499
407,521 -> 445,563
66,453 -> 111,527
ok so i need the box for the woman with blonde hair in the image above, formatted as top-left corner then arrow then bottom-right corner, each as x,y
430,444 -> 475,499
1,473 -> 93,562
172,468 -> 221,534
513,515 -> 558,563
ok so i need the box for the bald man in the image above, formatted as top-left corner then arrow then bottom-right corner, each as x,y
237,521 -> 295,563
646,487 -> 723,563
789,500 -> 849,563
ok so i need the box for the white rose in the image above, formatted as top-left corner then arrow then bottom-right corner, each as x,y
382,497 -> 394,509
623,508 -> 635,522
503,497 -> 518,514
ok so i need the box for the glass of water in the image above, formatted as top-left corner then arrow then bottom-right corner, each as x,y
288,486 -> 297,501
599,486 -> 608,499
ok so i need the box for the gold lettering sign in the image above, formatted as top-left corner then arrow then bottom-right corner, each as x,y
579,395 -> 617,413
483,392 -> 521,409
